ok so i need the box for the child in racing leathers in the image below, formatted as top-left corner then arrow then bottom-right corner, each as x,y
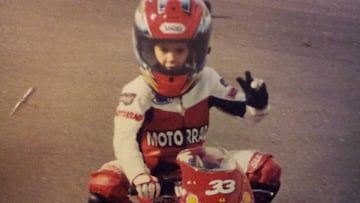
88,1 -> 281,203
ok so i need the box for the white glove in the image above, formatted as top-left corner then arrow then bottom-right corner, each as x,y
133,173 -> 161,200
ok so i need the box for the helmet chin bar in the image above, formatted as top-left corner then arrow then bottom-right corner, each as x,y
152,70 -> 192,98
168,76 -> 175,82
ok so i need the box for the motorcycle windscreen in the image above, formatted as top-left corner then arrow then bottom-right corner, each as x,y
177,146 -> 237,171
176,147 -> 254,203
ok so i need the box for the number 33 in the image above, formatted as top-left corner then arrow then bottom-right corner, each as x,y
205,179 -> 236,195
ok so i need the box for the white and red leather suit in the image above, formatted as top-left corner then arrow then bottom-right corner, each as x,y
88,67 -> 281,203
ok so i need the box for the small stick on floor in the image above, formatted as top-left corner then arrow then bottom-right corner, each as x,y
10,87 -> 35,116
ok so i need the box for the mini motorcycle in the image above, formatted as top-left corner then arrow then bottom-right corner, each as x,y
131,146 -> 255,203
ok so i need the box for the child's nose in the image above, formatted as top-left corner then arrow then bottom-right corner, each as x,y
166,52 -> 176,61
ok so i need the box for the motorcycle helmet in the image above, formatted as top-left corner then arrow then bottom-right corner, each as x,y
133,0 -> 212,97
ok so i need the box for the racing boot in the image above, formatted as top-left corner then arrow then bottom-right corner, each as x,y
88,193 -> 112,203
251,182 -> 280,203
88,192 -> 132,203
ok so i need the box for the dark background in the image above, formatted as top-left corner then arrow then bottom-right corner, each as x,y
1,0 -> 359,202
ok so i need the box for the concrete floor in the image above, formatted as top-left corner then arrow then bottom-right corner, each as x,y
0,0 -> 359,202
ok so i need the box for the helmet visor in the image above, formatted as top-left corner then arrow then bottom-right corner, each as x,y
134,28 -> 210,76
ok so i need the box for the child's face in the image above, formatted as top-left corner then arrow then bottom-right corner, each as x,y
154,42 -> 189,71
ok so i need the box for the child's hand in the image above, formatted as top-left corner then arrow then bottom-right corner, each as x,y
133,173 -> 160,200
236,71 -> 269,109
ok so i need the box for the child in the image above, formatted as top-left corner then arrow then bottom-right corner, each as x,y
88,1 -> 281,203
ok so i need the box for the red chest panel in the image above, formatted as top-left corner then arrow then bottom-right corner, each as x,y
141,99 -> 210,168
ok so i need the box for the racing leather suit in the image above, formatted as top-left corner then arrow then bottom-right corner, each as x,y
88,67 -> 281,203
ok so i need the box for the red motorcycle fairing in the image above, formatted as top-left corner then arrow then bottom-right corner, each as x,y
176,147 -> 254,203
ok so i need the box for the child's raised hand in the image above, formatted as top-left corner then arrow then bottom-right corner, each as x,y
236,71 -> 269,109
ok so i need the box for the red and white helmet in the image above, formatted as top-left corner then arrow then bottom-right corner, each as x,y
133,0 -> 212,97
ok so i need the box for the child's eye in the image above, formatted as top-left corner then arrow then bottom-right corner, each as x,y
175,48 -> 186,54
175,48 -> 185,54
160,47 -> 169,53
